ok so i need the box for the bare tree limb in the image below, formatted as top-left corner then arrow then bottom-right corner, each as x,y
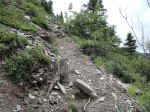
147,0 -> 150,8
119,8 -> 147,53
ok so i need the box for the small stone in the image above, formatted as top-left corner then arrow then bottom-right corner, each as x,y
51,92 -> 59,95
43,98 -> 47,102
38,68 -> 44,73
74,70 -> 81,75
68,82 -> 73,87
39,78 -> 43,81
54,85 -> 60,90
97,97 -> 105,102
100,77 -> 105,80
28,93 -> 36,99
38,98 -> 43,104
16,104 -> 22,112
33,105 -> 39,109
112,92 -> 117,101
24,16 -> 30,20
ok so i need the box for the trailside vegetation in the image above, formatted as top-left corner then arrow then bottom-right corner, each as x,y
65,0 -> 150,111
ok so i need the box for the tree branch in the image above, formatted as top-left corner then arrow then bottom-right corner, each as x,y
119,8 -> 147,53
147,0 -> 150,8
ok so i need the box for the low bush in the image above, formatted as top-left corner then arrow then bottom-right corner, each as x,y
6,48 -> 50,83
0,32 -> 29,57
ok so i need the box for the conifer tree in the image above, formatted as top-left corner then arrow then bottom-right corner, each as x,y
87,0 -> 105,14
124,33 -> 137,55
41,0 -> 53,14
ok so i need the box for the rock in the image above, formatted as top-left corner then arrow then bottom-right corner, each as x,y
97,97 -> 105,102
24,16 -> 30,20
112,92 -> 117,101
100,77 -> 104,80
57,82 -> 67,94
117,80 -> 130,92
74,79 -> 97,98
38,98 -> 43,104
38,68 -> 45,73
68,82 -> 73,87
43,98 -> 47,102
54,85 -> 60,90
74,70 -> 81,75
51,92 -> 59,96
92,97 -> 105,105
16,104 -> 22,112
28,93 -> 36,100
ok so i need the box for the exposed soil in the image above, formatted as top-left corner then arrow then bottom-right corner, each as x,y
56,36 -> 138,112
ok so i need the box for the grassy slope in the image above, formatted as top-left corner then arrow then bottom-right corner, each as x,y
0,0 -> 52,83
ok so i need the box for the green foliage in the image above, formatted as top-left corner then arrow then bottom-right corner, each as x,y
94,56 -> 105,67
0,5 -> 37,32
41,0 -> 53,14
128,85 -> 139,96
6,48 -> 50,83
32,16 -> 48,29
124,33 -> 137,55
24,1 -> 49,29
105,53 -> 135,83
138,89 -> 150,112
0,32 -> 29,57
87,0 -> 106,14
65,0 -> 150,110
56,12 -> 64,24
0,0 -> 50,30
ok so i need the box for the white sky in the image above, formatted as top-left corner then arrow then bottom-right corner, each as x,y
51,0 -> 150,52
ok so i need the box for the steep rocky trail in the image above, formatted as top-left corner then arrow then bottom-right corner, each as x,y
56,36 -> 137,112
0,23 -> 139,112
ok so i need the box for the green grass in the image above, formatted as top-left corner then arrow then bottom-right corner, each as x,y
128,85 -> 139,96
0,0 -> 50,31
0,6 -> 37,32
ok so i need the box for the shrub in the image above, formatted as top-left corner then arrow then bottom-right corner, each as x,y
0,32 -> 29,57
93,56 -> 105,67
25,2 -> 39,17
105,53 -> 135,83
131,56 -> 150,81
32,17 -> 48,29
25,2 -> 49,29
41,0 -> 53,14
6,48 -> 50,83
138,89 -> 150,112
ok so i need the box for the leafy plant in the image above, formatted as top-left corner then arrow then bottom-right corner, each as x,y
6,48 -> 50,83
0,32 -> 29,57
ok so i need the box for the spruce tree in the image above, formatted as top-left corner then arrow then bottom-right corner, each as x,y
87,0 -> 105,14
124,33 -> 137,55
41,0 -> 53,14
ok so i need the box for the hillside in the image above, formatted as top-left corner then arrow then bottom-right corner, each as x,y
0,0 -> 148,112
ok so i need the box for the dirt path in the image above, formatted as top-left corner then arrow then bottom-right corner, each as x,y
56,36 -> 137,112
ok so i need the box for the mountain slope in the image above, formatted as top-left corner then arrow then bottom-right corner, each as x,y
0,0 -> 142,112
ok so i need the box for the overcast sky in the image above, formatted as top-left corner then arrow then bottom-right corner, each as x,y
51,0 -> 150,52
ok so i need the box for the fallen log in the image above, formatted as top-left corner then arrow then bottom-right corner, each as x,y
74,79 -> 97,98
